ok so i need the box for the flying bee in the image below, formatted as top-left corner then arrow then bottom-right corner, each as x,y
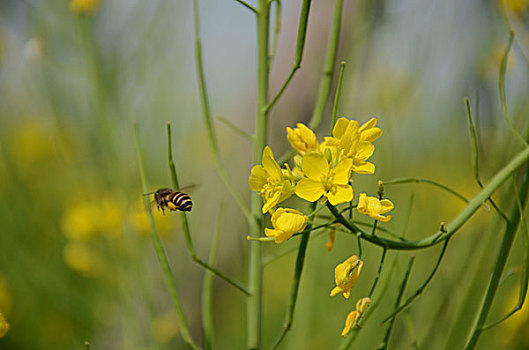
150,188 -> 193,214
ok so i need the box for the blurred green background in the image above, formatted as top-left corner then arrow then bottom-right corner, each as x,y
1,0 -> 529,349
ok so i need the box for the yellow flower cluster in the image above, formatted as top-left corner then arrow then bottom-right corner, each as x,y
249,117 -> 394,336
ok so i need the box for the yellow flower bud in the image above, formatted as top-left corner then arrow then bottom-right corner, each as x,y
287,123 -> 319,155
357,193 -> 394,222
264,208 -> 308,244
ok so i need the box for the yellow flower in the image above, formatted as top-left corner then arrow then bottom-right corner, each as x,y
0,313 -> 8,338
324,117 -> 382,174
330,255 -> 363,298
249,146 -> 295,213
357,193 -> 393,222
265,208 -> 308,244
62,242 -> 102,277
69,0 -> 101,14
287,123 -> 319,155
295,153 -> 353,205
341,297 -> 371,337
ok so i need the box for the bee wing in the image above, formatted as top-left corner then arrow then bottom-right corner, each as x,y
178,184 -> 198,192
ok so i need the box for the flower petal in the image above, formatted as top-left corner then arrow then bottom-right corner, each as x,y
355,142 -> 375,160
331,159 -> 353,185
327,185 -> 353,205
332,118 -> 350,139
295,178 -> 325,202
352,161 -> 375,174
341,311 -> 358,337
262,191 -> 281,213
262,146 -> 283,180
248,165 -> 268,191
301,153 -> 329,180
380,199 -> 394,213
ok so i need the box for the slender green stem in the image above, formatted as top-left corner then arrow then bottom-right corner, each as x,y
499,31 -> 528,147
232,0 -> 258,14
191,0 -> 252,223
330,61 -> 346,134
480,177 -> 529,331
269,0 -> 281,64
167,124 -> 250,296
133,123 -> 199,350
271,202 -> 316,349
464,163 -> 529,349
202,202 -> 224,350
381,239 -> 450,323
325,145 -> 529,250
382,177 -> 469,203
368,247 -> 387,297
465,97 -> 509,222
377,257 -> 415,350
216,115 -> 254,140
308,0 -> 344,130
263,229 -> 326,266
248,1 -> 271,348
265,0 -> 312,113
356,233 -> 363,258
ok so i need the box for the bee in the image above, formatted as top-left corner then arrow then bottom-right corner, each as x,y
152,188 -> 193,214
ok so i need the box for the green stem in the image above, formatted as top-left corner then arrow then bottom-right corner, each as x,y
247,0 -> 270,348
464,163 -> 529,349
499,31 -> 528,147
167,124 -> 249,296
202,202 -> 224,350
308,0 -> 344,130
271,203 -> 316,349
133,123 -> 199,350
326,145 -> 529,250
381,239 -> 450,323
465,97 -> 508,222
382,177 -> 469,203
191,0 -> 252,223
265,0 -> 312,113
368,247 -> 387,297
216,115 -> 254,140
377,257 -> 415,350
330,61 -> 346,134
232,0 -> 258,14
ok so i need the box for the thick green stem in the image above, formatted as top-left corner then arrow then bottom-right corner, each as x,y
247,1 -> 270,348
326,145 -> 529,250
464,164 -> 529,349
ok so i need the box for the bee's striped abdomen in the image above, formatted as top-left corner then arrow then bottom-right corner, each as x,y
169,191 -> 193,212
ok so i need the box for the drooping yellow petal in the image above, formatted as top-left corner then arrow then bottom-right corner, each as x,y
327,185 -> 353,205
295,178 -> 325,202
301,153 -> 329,180
330,286 -> 343,297
331,255 -> 363,299
341,310 -> 358,337
352,161 -> 375,174
248,165 -> 268,191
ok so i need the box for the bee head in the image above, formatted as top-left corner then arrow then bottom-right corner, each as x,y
154,188 -> 173,201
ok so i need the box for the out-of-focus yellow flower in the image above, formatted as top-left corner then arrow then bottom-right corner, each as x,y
151,311 -> 179,344
61,196 -> 124,240
330,255 -> 363,299
324,118 -> 382,174
341,297 -> 371,336
326,225 -> 337,251
295,153 -> 353,205
249,146 -> 295,213
129,200 -> 175,237
69,0 -> 101,14
500,0 -> 529,13
62,242 -> 102,277
0,313 -> 9,338
11,121 -> 55,166
287,123 -> 320,155
0,274 -> 12,314
265,208 -> 308,244
357,193 -> 393,222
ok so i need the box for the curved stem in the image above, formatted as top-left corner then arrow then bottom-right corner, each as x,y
134,124 -> 199,350
382,177 -> 469,203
